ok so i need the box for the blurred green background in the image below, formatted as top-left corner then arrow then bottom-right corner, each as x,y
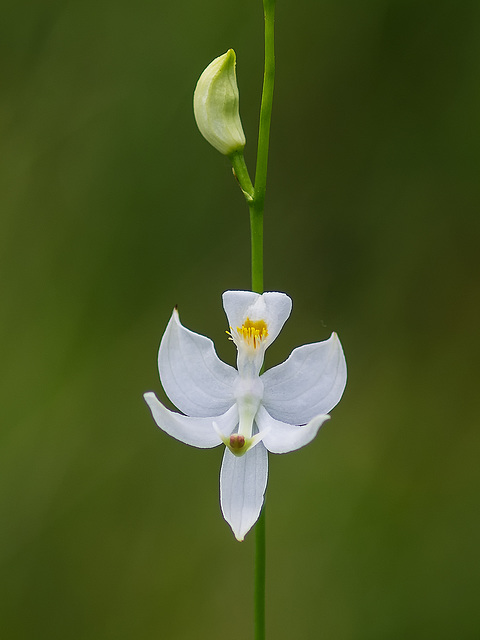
1,1 -> 479,638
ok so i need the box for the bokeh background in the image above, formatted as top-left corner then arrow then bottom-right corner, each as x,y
1,1 -> 479,638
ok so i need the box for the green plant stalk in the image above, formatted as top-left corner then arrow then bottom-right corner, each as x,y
230,1 -> 275,636
249,200 -> 264,295
229,0 -> 275,297
253,1 -> 275,638
253,0 -> 276,226
251,0 -> 275,297
254,505 -> 266,639
230,151 -> 254,201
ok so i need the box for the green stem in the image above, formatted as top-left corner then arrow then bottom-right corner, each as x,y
250,0 -> 275,297
230,0 -> 275,298
227,0 -> 275,634
230,151 -> 255,201
253,0 -> 276,219
252,3 -> 275,639
254,506 -> 266,640
250,201 -> 264,294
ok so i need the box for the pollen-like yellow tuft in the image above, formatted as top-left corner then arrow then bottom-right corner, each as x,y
236,317 -> 268,348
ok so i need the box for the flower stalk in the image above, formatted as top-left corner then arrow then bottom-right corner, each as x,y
251,2 -> 276,636
145,1 -> 348,639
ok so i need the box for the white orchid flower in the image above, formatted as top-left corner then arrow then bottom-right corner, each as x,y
144,291 -> 347,541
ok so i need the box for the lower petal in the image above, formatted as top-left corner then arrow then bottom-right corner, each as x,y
144,392 -> 237,448
257,405 -> 330,454
220,442 -> 268,541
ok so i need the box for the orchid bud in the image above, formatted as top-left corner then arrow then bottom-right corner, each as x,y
193,49 -> 246,156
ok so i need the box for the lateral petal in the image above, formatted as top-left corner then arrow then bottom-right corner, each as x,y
257,405 -> 330,454
144,392 -> 237,448
159,308 -> 237,417
222,290 -> 292,349
220,442 -> 268,541
261,332 -> 347,425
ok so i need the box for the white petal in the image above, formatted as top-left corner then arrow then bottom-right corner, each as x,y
222,290 -> 292,348
144,392 -> 237,448
220,442 -> 268,541
159,308 -> 237,417
257,405 -> 330,454
261,333 -> 347,425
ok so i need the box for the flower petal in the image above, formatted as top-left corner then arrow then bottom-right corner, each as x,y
261,332 -> 347,425
159,308 -> 237,417
257,405 -> 330,454
222,290 -> 292,348
144,392 -> 237,448
220,442 -> 268,541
